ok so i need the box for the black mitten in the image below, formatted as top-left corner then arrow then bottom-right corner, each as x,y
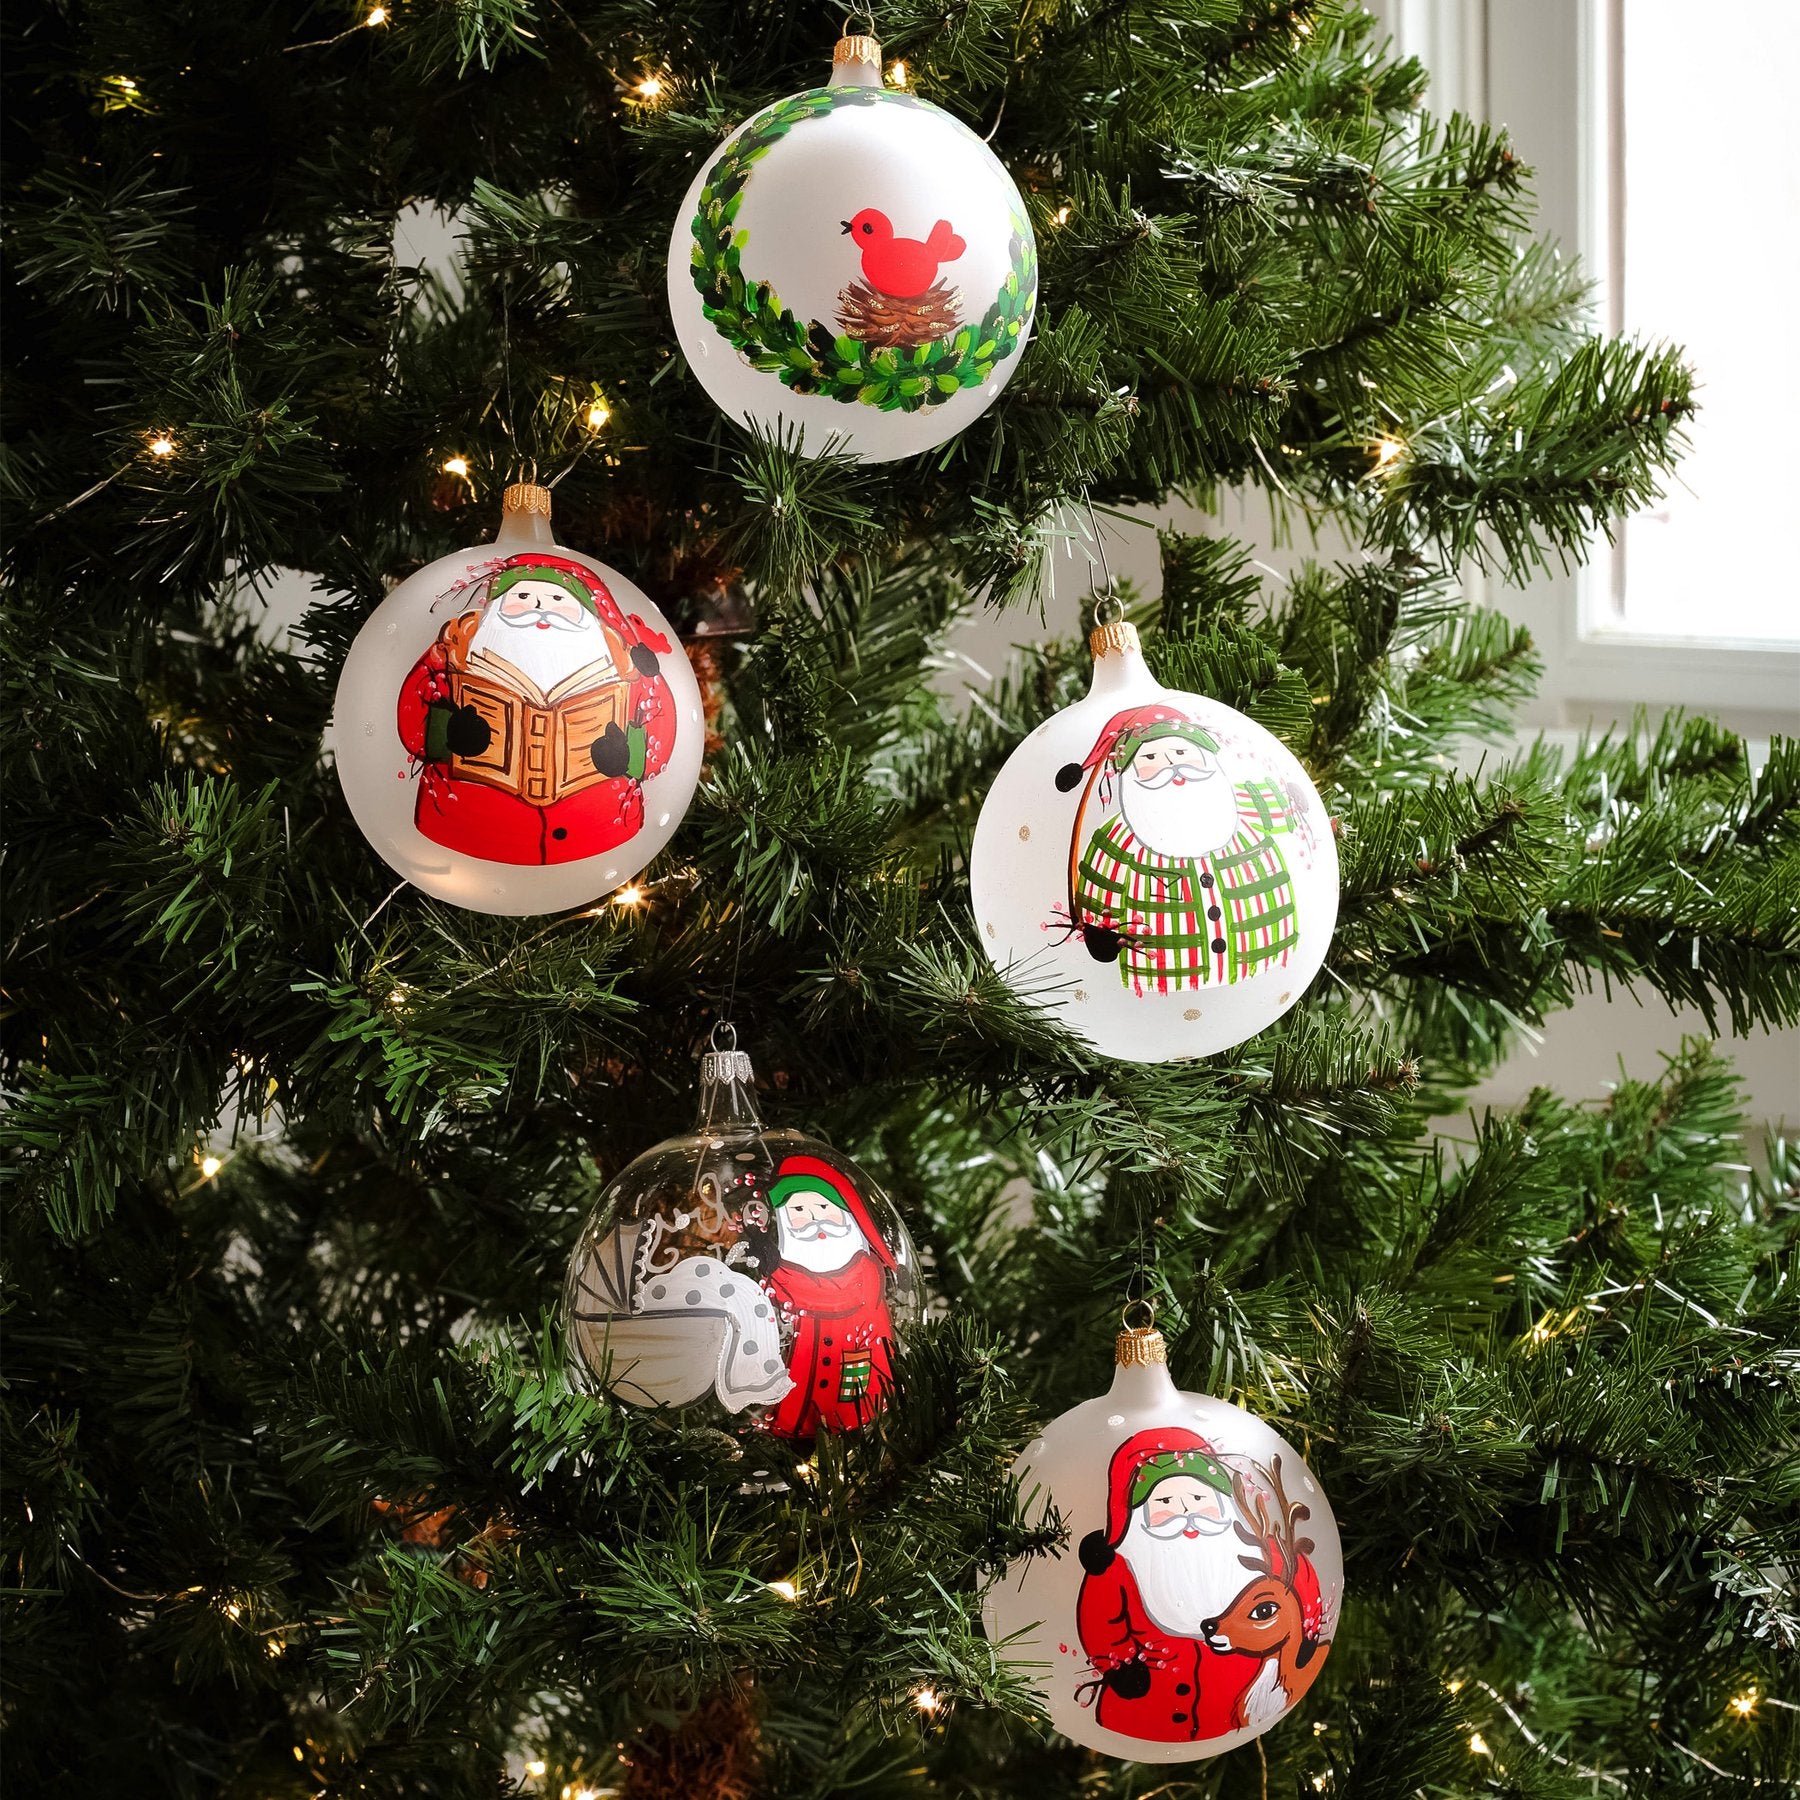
630,643 -> 661,678
1082,922 -> 1122,964
426,702 -> 491,761
445,705 -> 491,757
1077,1530 -> 1115,1576
1103,1660 -> 1152,1700
590,722 -> 630,778
1055,762 -> 1085,793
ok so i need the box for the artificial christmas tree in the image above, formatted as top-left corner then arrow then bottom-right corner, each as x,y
3,4 -> 1796,1798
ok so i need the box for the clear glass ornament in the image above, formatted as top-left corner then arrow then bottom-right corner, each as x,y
983,1316 -> 1343,1762
666,34 -> 1037,463
969,614 -> 1339,1061
562,1045 -> 926,1443
331,483 -> 704,915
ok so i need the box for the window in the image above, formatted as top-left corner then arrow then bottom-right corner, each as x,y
1602,0 -> 1799,646
1374,0 -> 1800,729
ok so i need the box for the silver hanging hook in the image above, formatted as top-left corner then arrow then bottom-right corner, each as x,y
1080,487 -> 1122,626
710,1019 -> 738,1053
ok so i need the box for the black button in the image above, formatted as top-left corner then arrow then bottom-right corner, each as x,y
1199,872 -> 1215,889
818,1378 -> 830,1389
823,1337 -> 833,1346
1175,1683 -> 1190,1696
551,827 -> 568,841
1206,906 -> 1222,921
1212,937 -> 1228,954
1172,1712 -> 1187,1723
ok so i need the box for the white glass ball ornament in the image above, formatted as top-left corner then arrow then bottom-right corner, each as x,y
969,616 -> 1339,1061
331,483 -> 704,915
983,1319 -> 1343,1762
562,1045 -> 926,1445
667,34 -> 1037,464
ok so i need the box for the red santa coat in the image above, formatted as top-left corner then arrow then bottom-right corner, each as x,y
1074,1428 -> 1322,1745
760,1156 -> 898,1441
396,555 -> 676,867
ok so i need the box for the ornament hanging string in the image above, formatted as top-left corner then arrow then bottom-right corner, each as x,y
715,891 -> 752,1047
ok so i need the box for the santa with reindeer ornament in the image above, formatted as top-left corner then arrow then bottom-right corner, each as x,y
1073,1428 -> 1332,1745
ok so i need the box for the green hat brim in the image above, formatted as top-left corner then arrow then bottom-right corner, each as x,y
1127,1448 -> 1233,1509
488,564 -> 594,611
1111,719 -> 1220,769
769,1174 -> 846,1212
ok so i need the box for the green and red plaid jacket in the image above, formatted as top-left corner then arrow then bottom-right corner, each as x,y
1075,780 -> 1298,992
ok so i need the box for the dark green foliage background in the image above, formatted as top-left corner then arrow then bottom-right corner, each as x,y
3,2 -> 1795,1796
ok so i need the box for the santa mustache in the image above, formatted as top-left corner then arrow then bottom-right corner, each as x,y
498,605 -> 592,631
790,1216 -> 851,1240
1141,1508 -> 1232,1540
1133,761 -> 1219,791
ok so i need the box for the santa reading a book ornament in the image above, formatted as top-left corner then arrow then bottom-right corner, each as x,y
396,554 -> 676,866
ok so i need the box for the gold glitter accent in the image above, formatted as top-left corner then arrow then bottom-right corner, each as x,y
1183,1008 -> 1200,1020
1018,824 -> 1031,841
1089,619 -> 1141,660
502,482 -> 552,519
1115,1325 -> 1167,1366
833,33 -> 882,68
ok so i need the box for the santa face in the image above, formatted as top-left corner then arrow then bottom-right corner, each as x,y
776,1188 -> 868,1274
1140,1473 -> 1234,1540
1121,1475 -> 1250,1638
470,578 -> 616,691
1117,735 -> 1240,860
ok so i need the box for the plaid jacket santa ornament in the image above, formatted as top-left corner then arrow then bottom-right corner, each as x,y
1064,706 -> 1300,995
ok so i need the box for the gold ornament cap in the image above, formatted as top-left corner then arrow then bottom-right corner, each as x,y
503,481 -> 552,520
1115,1325 -> 1167,1365
1090,618 -> 1141,660
833,33 -> 882,69
1115,1299 -> 1167,1365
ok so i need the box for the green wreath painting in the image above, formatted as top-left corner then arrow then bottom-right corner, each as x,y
687,87 -> 1037,414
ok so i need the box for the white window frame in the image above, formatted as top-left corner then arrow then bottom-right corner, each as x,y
1372,0 -> 1800,734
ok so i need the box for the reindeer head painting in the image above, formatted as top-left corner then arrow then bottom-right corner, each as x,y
1072,1431 -> 1338,1746
1198,1459 -> 1331,1730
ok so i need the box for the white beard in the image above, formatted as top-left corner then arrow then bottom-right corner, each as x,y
469,605 -> 613,694
1121,1511 -> 1249,1638
776,1213 -> 869,1274
1118,767 -> 1241,860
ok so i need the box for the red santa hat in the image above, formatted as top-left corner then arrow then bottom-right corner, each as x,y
1079,705 -> 1221,776
1099,1426 -> 1233,1547
484,554 -> 670,654
767,1154 -> 897,1271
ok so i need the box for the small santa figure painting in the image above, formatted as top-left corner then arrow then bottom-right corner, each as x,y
397,554 -> 676,866
1061,706 -> 1307,996
1074,1429 -> 1330,1745
759,1154 -> 901,1440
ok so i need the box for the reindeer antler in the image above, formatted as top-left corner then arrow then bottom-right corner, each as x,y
1264,1456 -> 1317,1574
1231,1468 -> 1276,1573
1232,1457 -> 1317,1580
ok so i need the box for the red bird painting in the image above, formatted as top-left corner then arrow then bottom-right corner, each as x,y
836,208 -> 968,349
841,208 -> 966,298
